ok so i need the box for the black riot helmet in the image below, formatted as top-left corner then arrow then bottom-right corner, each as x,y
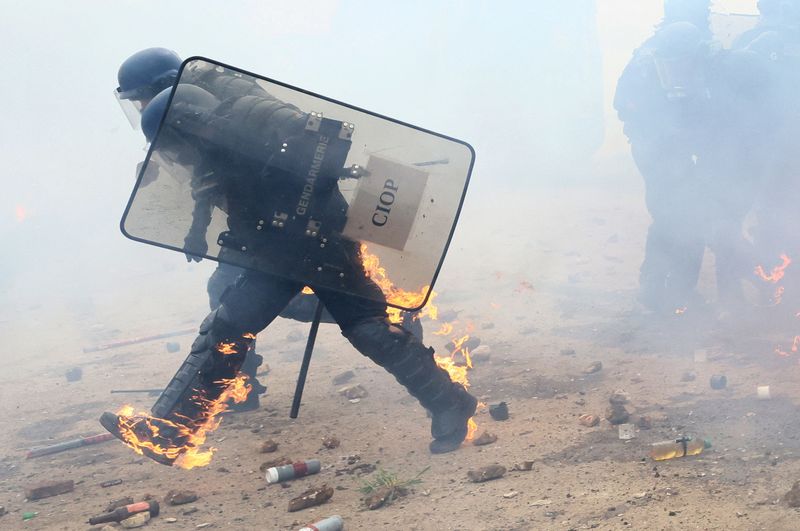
650,22 -> 710,100
663,0 -> 712,34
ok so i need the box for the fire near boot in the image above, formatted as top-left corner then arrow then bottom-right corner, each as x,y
343,319 -> 477,454
230,343 -> 267,412
100,308 -> 255,465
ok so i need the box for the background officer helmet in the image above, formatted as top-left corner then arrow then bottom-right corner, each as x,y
115,47 -> 182,129
662,0 -> 712,33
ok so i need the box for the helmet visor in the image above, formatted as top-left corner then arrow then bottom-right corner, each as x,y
114,88 -> 146,130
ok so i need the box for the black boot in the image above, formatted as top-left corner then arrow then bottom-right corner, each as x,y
101,308 -> 255,465
343,319 -> 477,454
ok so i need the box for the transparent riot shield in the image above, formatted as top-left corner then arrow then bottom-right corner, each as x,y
121,57 -> 474,311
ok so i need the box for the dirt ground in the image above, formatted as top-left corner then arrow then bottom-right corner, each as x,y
2,185 -> 800,530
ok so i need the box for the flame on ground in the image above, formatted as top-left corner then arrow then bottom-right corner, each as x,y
114,374 -> 252,469
775,336 -> 800,357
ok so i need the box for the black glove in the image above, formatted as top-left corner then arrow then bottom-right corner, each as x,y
184,233 -> 208,263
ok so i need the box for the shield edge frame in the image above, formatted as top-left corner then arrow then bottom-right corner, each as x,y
119,55 -> 476,313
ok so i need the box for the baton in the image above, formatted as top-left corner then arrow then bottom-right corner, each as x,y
290,300 -> 325,418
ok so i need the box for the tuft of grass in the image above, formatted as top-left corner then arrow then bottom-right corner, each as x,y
359,466 -> 430,506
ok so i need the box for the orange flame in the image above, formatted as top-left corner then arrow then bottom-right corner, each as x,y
434,323 -> 454,336
114,374 -> 252,469
302,286 -> 314,295
360,243 -> 438,324
755,254 -> 792,283
775,336 -> 800,357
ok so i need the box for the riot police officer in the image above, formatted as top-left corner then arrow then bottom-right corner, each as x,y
615,4 -> 713,313
106,56 -> 476,459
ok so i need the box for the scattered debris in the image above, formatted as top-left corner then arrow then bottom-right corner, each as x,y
757,385 -> 771,400
710,374 -> 727,390
26,432 -> 114,459
83,328 -> 195,353
578,414 -> 600,427
511,461 -> 534,471
165,341 -> 181,353
583,361 -> 603,374
165,490 -> 198,506
105,497 -> 135,512
489,402 -> 509,421
25,479 -> 74,501
90,501 -> 159,525
618,423 -> 635,440
471,345 -> 492,363
472,431 -> 498,446
165,517 -> 178,523
65,367 -> 82,382
322,436 -> 340,449
360,467 -> 428,509
467,465 -> 506,483
634,415 -> 653,429
196,523 -> 212,529
266,459 -> 321,484
338,384 -> 368,400
609,389 -> 629,405
784,481 -> 800,507
530,499 -> 552,506
503,491 -> 519,499
101,479 -> 123,488
260,457 -> 293,472
299,515 -> 344,531
332,370 -> 355,386
288,485 -> 334,512
259,439 -> 279,453
120,511 -> 151,528
681,371 -> 697,382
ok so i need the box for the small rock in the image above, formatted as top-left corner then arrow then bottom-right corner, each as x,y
471,344 -> 491,363
101,526 -> 116,531
467,465 -> 506,483
65,367 -> 82,382
503,491 -> 519,499
530,499 -> 552,506
287,329 -> 305,342
578,414 -> 599,427
364,486 -> 398,510
338,384 -> 368,399
332,370 -> 355,385
784,481 -> 800,507
322,436 -> 340,449
105,496 -> 135,512
216,467 -> 230,473
196,524 -> 212,529
165,517 -> 178,523
288,485 -> 334,512
608,389 -> 629,405
165,489 -> 198,506
710,374 -> 727,390
183,507 -> 199,516
583,361 -> 603,374
560,348 -> 576,356
511,461 -> 534,471
259,439 -> 279,453
260,457 -> 293,472
100,479 -> 123,488
605,405 -> 630,425
0,505 -> 5,516
681,371 -> 696,382
472,431 -> 498,446
165,342 -> 181,353
635,415 -> 653,429
489,402 -> 509,421
25,479 -> 74,501
120,511 -> 150,529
